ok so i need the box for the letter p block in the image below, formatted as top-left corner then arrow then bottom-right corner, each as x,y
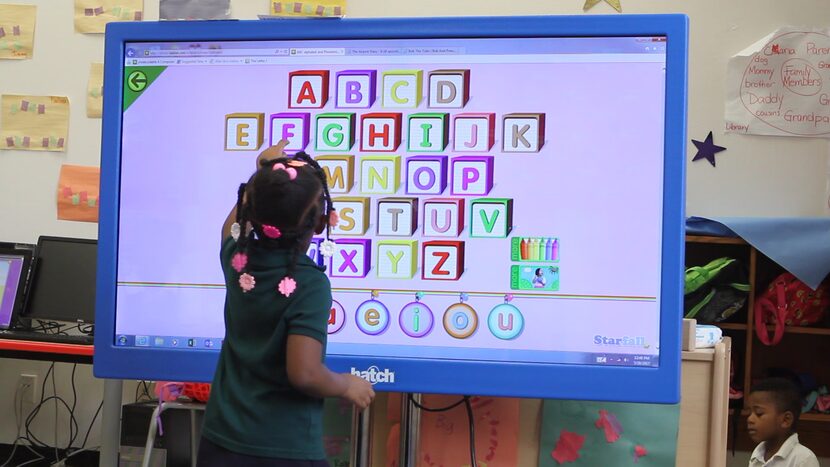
451,156 -> 494,196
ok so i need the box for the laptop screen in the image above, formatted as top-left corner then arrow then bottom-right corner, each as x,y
0,253 -> 29,329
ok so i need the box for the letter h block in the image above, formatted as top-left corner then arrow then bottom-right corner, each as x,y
225,113 -> 264,151
377,197 -> 418,236
316,155 -> 355,194
377,240 -> 418,279
288,70 -> 329,108
315,113 -> 355,151
360,113 -> 402,152
330,239 -> 371,279
336,70 -> 377,108
453,113 -> 495,152
422,240 -> 465,281
331,197 -> 370,236
422,198 -> 464,237
408,113 -> 449,152
360,156 -> 401,195
470,198 -> 513,238
451,156 -> 494,196
428,69 -> 470,108
406,156 -> 447,195
270,112 -> 310,152
307,237 -> 324,267
502,113 -> 546,153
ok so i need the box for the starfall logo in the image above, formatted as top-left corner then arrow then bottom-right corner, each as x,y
594,335 -> 647,347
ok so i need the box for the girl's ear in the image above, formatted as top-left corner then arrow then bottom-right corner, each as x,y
314,215 -> 326,234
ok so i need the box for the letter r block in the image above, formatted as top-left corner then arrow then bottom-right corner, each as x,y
422,240 -> 465,281
331,197 -> 370,236
422,198 -> 464,237
406,156 -> 448,195
315,113 -> 355,151
315,155 -> 354,194
377,197 -> 418,236
225,113 -> 264,151
381,70 -> 423,109
270,113 -> 310,152
361,156 -> 401,195
451,156 -> 494,196
470,198 -> 513,238
377,240 -> 418,279
360,113 -> 402,152
330,239 -> 371,278
428,69 -> 470,108
453,113 -> 494,152
336,70 -> 377,108
408,113 -> 449,152
289,70 -> 329,108
502,113 -> 546,153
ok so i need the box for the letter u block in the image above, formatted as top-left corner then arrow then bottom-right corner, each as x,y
428,69 -> 470,108
336,70 -> 377,108
360,156 -> 401,195
225,113 -> 264,151
406,156 -> 448,195
331,197 -> 370,236
502,113 -> 546,153
453,113 -> 495,152
408,113 -> 449,152
289,70 -> 329,108
377,197 -> 418,236
381,70 -> 423,109
377,240 -> 418,279
316,155 -> 354,194
360,113 -> 402,152
470,198 -> 513,238
422,198 -> 464,237
307,237 -> 324,267
422,240 -> 465,281
315,113 -> 355,152
451,156 -> 494,196
270,113 -> 310,152
330,239 -> 371,278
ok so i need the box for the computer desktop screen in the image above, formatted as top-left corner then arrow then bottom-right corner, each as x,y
0,251 -> 30,329
26,237 -> 97,324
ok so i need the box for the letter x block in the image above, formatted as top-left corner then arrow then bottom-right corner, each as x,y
470,198 -> 513,238
377,240 -> 418,279
428,69 -> 470,108
289,70 -> 329,108
360,113 -> 402,152
225,113 -> 264,151
502,113 -> 546,153
315,113 -> 355,152
315,155 -> 355,194
360,156 -> 401,195
331,197 -> 370,236
330,239 -> 371,278
408,113 -> 449,152
270,113 -> 310,152
377,197 -> 418,236
307,237 -> 324,267
406,156 -> 448,195
422,198 -> 465,237
453,113 -> 495,152
336,70 -> 377,108
422,240 -> 465,281
451,156 -> 494,196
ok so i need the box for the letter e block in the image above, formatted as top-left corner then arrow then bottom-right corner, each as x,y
289,70 -> 329,108
316,155 -> 354,194
332,197 -> 370,236
381,70 -> 423,109
270,113 -> 310,152
422,198 -> 464,237
336,70 -> 376,108
422,241 -> 464,281
307,237 -> 324,267
360,156 -> 401,195
428,69 -> 470,108
451,156 -> 494,196
502,113 -> 546,153
408,113 -> 448,152
377,240 -> 418,279
316,113 -> 355,151
225,113 -> 264,151
330,239 -> 371,278
360,113 -> 402,152
377,197 -> 418,236
406,156 -> 447,195
470,198 -> 513,238
453,113 -> 494,152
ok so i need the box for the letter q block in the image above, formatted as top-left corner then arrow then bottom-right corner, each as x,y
502,113 -> 546,153
315,155 -> 354,194
315,113 -> 355,152
377,197 -> 418,236
470,198 -> 513,238
270,113 -> 310,152
451,156 -> 494,196
336,70 -> 377,108
422,240 -> 465,281
289,70 -> 329,108
225,113 -> 264,151
332,197 -> 370,236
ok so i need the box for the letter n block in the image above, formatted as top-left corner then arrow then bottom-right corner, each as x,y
332,197 -> 370,236
316,155 -> 354,194
288,70 -> 329,108
336,70 -> 376,108
406,156 -> 447,195
422,241 -> 464,281
315,113 -> 355,152
307,237 -> 324,267
381,70 -> 423,109
470,198 -> 513,238
502,113 -> 546,153
360,156 -> 401,195
422,198 -> 464,237
408,113 -> 449,152
377,197 -> 418,236
377,240 -> 418,279
428,69 -> 470,108
451,156 -> 494,196
330,239 -> 371,278
225,113 -> 264,151
270,113 -> 310,152
453,113 -> 494,152
360,113 -> 402,152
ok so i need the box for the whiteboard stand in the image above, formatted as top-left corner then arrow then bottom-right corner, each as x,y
399,393 -> 421,467
351,403 -> 373,467
99,378 -> 123,467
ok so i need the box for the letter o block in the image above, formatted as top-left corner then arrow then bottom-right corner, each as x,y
406,156 -> 448,195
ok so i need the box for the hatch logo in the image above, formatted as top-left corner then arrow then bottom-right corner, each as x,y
351,366 -> 395,385
594,335 -> 647,347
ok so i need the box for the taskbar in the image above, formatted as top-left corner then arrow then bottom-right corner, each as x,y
115,334 -> 222,350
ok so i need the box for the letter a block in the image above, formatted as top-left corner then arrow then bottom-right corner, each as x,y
428,69 -> 470,108
360,113 -> 402,152
307,237 -> 324,267
406,156 -> 448,195
225,113 -> 264,151
451,156 -> 494,196
381,70 -> 423,109
330,239 -> 371,278
408,113 -> 449,152
270,113 -> 310,152
470,198 -> 513,238
316,155 -> 354,194
289,70 -> 329,108
502,113 -> 546,153
422,241 -> 465,281
315,113 -> 355,152
453,113 -> 494,152
422,198 -> 464,237
377,240 -> 418,279
360,156 -> 401,195
336,70 -> 376,108
377,197 -> 418,236
331,197 -> 370,236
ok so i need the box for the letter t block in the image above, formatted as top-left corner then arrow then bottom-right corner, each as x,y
377,197 -> 418,236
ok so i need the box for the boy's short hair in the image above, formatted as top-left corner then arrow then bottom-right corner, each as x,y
750,377 -> 802,430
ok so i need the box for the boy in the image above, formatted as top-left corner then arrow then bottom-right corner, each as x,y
747,378 -> 820,467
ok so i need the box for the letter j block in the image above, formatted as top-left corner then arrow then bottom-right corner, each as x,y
225,113 -> 264,151
330,239 -> 371,278
470,198 -> 513,238
422,241 -> 465,281
503,113 -> 546,153
377,240 -> 418,279
451,156 -> 494,196
289,70 -> 329,108
336,70 -> 377,108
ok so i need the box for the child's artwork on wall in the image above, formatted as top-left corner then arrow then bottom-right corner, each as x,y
57,165 -> 100,223
87,63 -> 104,118
0,94 -> 70,152
269,0 -> 346,17
74,0 -> 143,34
583,0 -> 622,13
0,4 -> 36,60
159,0 -> 231,20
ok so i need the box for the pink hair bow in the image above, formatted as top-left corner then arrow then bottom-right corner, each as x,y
272,163 -> 297,180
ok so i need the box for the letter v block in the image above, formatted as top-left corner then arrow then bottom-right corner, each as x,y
270,113 -> 310,152
361,156 -> 401,195
470,198 -> 513,238
422,198 -> 464,237
331,197 -> 370,236
406,156 -> 448,195
377,197 -> 418,236
225,113 -> 264,151
453,113 -> 494,152
502,113 -> 546,153
422,241 -> 465,281
315,155 -> 355,194
451,156 -> 494,196
336,70 -> 377,109
408,113 -> 449,152
289,70 -> 329,108
377,240 -> 418,279
330,239 -> 371,278
428,69 -> 470,108
315,113 -> 355,151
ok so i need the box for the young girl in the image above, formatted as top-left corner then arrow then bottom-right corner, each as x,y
198,141 -> 375,467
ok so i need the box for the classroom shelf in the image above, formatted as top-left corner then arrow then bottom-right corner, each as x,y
685,235 -> 748,245
718,323 -> 748,331
775,325 -> 830,336
801,413 -> 830,422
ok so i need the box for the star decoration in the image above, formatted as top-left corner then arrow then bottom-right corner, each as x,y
583,0 -> 622,13
691,131 -> 727,167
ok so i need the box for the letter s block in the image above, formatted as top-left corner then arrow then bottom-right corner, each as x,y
377,240 -> 418,279
406,156 -> 448,195
408,113 -> 449,152
428,69 -> 470,108
336,70 -> 377,108
453,113 -> 494,152
330,239 -> 371,278
269,113 -> 310,152
422,198 -> 464,237
451,156 -> 494,196
381,70 -> 423,109
225,113 -> 264,151
315,155 -> 355,194
360,156 -> 401,195
470,198 -> 513,238
332,197 -> 370,236
422,240 -> 465,281
502,113 -> 546,153
377,197 -> 418,236
315,113 -> 355,152
289,70 -> 329,108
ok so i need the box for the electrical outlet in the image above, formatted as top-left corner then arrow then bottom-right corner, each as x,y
18,374 -> 37,404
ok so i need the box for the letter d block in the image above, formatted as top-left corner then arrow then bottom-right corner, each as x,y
422,198 -> 464,237
331,197 -> 370,236
315,113 -> 355,151
225,113 -> 264,151
453,113 -> 495,152
451,156 -> 494,196
377,197 -> 418,236
422,241 -> 465,281
307,237 -> 324,267
360,156 -> 401,195
381,70 -> 423,109
406,156 -> 448,195
330,239 -> 371,278
408,113 -> 449,152
503,113 -> 546,153
470,198 -> 513,238
377,240 -> 418,279
289,70 -> 329,109
316,155 -> 355,194
428,69 -> 470,108
336,70 -> 377,108
270,113 -> 310,152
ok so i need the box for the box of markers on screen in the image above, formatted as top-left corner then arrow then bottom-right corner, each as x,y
511,237 -> 559,262
511,265 -> 560,291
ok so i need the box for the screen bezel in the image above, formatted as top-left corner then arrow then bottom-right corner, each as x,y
0,246 -> 33,330
96,15 -> 687,403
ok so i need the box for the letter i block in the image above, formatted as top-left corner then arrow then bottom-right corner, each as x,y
407,113 -> 449,152
307,237 -> 324,267
331,197 -> 370,236
270,113 -> 310,152
360,113 -> 402,152
225,113 -> 264,151
377,197 -> 418,236
470,198 -> 513,238
381,70 -> 423,109
502,113 -> 546,153
422,198 -> 465,237
316,155 -> 355,194
330,239 -> 372,278
336,70 -> 377,108
360,156 -> 401,195
453,113 -> 495,152
288,70 -> 330,108
422,241 -> 465,281
428,69 -> 470,108
406,156 -> 448,195
451,156 -> 494,196
377,240 -> 418,279
315,113 -> 355,151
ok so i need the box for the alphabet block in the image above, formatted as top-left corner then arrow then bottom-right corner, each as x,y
377,197 -> 418,236
407,113 -> 449,152
377,240 -> 418,279
331,197 -> 370,236
270,113 -> 310,152
502,113 -> 546,153
288,70 -> 329,108
316,155 -> 355,194
450,156 -> 494,196
336,70 -> 377,108
453,113 -> 495,152
315,113 -> 355,152
422,241 -> 465,281
307,237 -> 324,266
470,198 -> 513,238
330,239 -> 371,278
360,156 -> 401,195
360,113 -> 402,152
428,69 -> 470,108
381,70 -> 423,109
405,156 -> 448,195
225,113 -> 264,151
422,198 -> 464,237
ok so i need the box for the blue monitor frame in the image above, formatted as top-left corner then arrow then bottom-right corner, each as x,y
95,15 -> 688,403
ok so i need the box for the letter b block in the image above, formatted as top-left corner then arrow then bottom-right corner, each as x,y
270,113 -> 310,152
408,113 -> 449,152
422,198 -> 465,237
289,70 -> 329,108
377,197 -> 418,236
503,113 -> 546,153
316,155 -> 354,194
315,113 -> 355,151
451,156 -> 494,196
377,240 -> 418,279
422,241 -> 465,281
360,113 -> 402,152
470,198 -> 513,238
225,113 -> 264,151
330,239 -> 371,278
336,70 -> 377,108
428,69 -> 470,108
406,156 -> 448,195
382,70 -> 423,109
332,197 -> 370,236
360,156 -> 401,195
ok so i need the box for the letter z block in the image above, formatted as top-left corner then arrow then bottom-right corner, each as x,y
225,113 -> 264,151
336,70 -> 377,108
422,198 -> 464,237
330,239 -> 371,278
377,197 -> 418,236
360,156 -> 401,194
381,70 -> 423,109
315,113 -> 355,151
451,156 -> 494,196
289,70 -> 329,108
502,113 -> 546,153
315,155 -> 354,194
406,156 -> 448,195
360,113 -> 402,152
422,240 -> 465,280
428,69 -> 470,108
377,240 -> 418,279
408,113 -> 449,152
470,198 -> 513,238
270,113 -> 310,152
331,197 -> 370,236
453,113 -> 495,152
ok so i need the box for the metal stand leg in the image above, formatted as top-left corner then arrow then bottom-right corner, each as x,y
142,403 -> 163,467
99,379 -> 123,467
350,404 -> 372,467
399,394 -> 421,467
